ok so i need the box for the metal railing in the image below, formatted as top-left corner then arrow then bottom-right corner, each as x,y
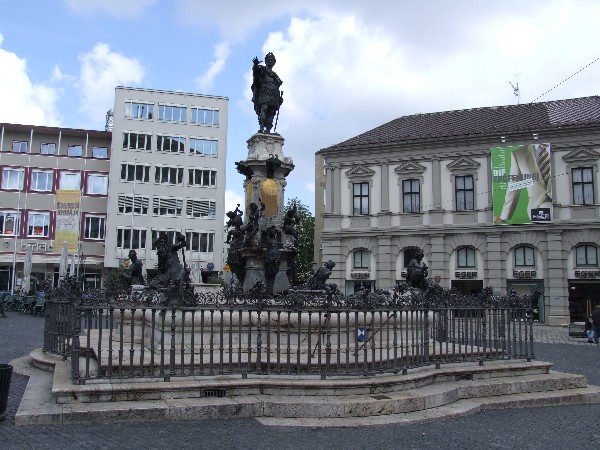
43,282 -> 536,384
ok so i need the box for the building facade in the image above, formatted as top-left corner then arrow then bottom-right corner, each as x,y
104,87 -> 228,282
0,123 -> 111,292
315,96 -> 600,326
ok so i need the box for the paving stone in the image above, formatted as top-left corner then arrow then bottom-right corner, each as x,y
1,311 -> 600,449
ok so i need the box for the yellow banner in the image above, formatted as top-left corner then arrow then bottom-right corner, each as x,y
55,190 -> 81,252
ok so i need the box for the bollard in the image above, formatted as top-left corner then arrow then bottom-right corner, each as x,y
0,364 -> 13,421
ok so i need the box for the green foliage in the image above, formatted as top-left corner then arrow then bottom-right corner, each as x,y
103,267 -> 129,296
284,197 -> 315,284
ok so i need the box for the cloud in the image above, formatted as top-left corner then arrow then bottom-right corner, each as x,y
224,189 -> 245,223
0,34 -> 61,126
196,42 -> 231,92
76,43 -> 146,127
62,0 -> 157,18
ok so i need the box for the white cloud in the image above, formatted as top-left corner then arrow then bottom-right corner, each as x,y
62,0 -> 157,17
0,34 -> 61,126
224,189 -> 245,223
76,43 -> 145,127
196,42 -> 231,93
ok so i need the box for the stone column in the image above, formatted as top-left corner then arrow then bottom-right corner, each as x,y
333,166 -> 341,215
546,231 -> 569,325
325,165 -> 334,214
429,234 -> 446,287
485,232 -> 503,293
380,162 -> 389,212
377,236 -> 393,289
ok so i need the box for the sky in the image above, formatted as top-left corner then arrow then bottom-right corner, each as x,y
1,0 -> 599,215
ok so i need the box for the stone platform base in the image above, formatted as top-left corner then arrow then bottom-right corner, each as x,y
11,348 -> 600,427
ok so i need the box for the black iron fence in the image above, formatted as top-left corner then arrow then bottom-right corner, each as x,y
42,281 -> 536,384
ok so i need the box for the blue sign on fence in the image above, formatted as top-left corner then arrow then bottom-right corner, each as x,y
357,327 -> 366,342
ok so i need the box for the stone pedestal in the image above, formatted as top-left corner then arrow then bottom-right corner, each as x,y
230,133 -> 297,295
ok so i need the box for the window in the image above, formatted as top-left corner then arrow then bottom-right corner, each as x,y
158,104 -> 186,123
120,164 -> 150,183
31,170 -> 53,192
188,168 -> 217,187
118,194 -> 149,215
189,138 -> 218,157
155,166 -> 183,185
59,172 -> 80,190
1,168 -> 24,190
92,147 -> 108,158
353,250 -> 369,269
457,247 -> 476,268
67,145 -> 82,157
185,231 -> 214,253
152,197 -> 183,216
157,134 -> 185,153
186,199 -> 216,218
87,174 -> 108,195
122,132 -> 152,151
40,143 -> 56,155
403,179 -> 420,213
353,182 -> 369,215
0,211 -> 19,235
84,216 -> 105,240
117,228 -> 147,250
572,167 -> 594,205
125,101 -> 154,120
190,108 -> 219,126
576,245 -> 598,266
151,230 -> 176,250
455,175 -> 474,210
12,141 -> 27,153
27,212 -> 50,237
514,246 -> 535,267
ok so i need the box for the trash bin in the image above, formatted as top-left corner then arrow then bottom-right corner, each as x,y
0,364 -> 13,421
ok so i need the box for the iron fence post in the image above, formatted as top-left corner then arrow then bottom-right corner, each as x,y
71,298 -> 82,384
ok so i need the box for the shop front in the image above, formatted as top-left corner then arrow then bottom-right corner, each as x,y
451,270 -> 483,294
568,269 -> 600,322
346,271 -> 374,294
507,270 -> 544,321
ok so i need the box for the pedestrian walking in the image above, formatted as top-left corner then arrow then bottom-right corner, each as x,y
592,304 -> 600,344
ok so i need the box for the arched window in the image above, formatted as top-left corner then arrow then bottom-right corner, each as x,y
514,246 -> 535,267
353,250 -> 370,269
457,247 -> 476,268
575,245 -> 598,266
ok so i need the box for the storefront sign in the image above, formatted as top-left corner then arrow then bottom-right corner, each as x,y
455,271 -> 478,279
513,270 -> 537,278
351,272 -> 370,279
20,242 -> 53,252
574,270 -> 600,278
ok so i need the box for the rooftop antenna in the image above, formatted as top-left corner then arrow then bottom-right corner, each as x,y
509,67 -> 521,105
509,81 -> 520,104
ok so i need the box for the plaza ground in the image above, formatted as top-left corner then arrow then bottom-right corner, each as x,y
1,312 -> 599,449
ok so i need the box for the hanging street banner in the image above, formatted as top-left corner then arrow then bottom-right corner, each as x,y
55,190 -> 81,252
491,144 -> 553,225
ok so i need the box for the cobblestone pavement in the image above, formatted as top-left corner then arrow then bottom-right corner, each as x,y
1,312 -> 599,449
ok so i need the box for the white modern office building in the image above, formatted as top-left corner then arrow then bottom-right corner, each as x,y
104,87 -> 228,282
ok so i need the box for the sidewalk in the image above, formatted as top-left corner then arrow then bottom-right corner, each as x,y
532,323 -> 595,345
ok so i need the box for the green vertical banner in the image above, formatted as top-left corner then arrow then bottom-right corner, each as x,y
491,144 -> 552,225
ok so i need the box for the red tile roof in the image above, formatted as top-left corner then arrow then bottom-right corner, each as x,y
322,96 -> 600,152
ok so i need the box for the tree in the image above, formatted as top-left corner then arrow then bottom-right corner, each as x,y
284,198 -> 314,285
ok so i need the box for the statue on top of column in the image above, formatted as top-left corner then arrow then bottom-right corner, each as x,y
251,52 -> 283,133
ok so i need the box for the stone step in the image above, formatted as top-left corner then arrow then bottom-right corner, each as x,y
15,354 -> 600,426
257,386 -> 600,427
